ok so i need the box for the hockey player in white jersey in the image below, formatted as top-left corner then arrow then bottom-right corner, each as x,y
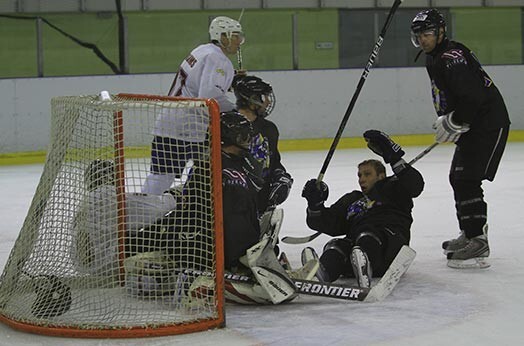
75,159 -> 179,277
142,16 -> 245,195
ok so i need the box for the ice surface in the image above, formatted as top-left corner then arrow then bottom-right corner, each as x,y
1,143 -> 523,345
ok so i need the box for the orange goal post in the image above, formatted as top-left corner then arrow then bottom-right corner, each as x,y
0,93 -> 225,337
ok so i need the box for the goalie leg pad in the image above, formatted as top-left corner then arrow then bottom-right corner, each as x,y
250,266 -> 296,304
242,238 -> 297,304
224,281 -> 274,305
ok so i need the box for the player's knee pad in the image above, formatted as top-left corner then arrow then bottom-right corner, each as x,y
141,173 -> 176,195
355,232 -> 383,252
319,238 -> 353,281
322,238 -> 353,261
354,231 -> 386,275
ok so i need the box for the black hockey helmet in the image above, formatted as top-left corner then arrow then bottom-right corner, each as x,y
85,159 -> 115,191
410,9 -> 446,47
220,110 -> 253,150
233,75 -> 275,118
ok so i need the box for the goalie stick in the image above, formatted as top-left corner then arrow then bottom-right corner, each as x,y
282,142 -> 439,245
180,245 -> 415,302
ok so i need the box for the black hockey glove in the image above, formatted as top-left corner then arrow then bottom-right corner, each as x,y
268,169 -> 293,206
363,130 -> 405,164
301,179 -> 329,210
433,112 -> 470,143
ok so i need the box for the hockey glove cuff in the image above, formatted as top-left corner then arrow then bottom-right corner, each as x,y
268,169 -> 294,206
392,159 -> 408,175
433,112 -> 470,143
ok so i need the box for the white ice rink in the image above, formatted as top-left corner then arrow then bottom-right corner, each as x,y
0,142 -> 523,345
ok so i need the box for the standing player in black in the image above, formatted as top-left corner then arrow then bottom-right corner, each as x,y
411,9 -> 510,269
301,131 -> 424,288
233,75 -> 293,250
234,75 -> 293,214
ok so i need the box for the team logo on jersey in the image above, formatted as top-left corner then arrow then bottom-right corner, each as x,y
216,68 -> 225,76
442,49 -> 463,59
346,197 -> 375,219
442,49 -> 467,69
223,168 -> 248,188
431,79 -> 447,115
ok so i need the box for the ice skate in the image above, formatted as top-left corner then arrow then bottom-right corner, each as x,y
446,233 -> 490,269
442,231 -> 467,255
443,225 -> 489,255
301,247 -> 329,282
350,246 -> 372,289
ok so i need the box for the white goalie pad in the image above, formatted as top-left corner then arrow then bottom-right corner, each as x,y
259,207 -> 284,248
239,237 -> 297,304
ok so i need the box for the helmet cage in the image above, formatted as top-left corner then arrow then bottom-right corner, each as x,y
410,9 -> 446,48
234,76 -> 276,118
220,111 -> 253,150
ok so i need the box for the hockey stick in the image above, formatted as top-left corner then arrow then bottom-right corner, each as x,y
179,267 -> 368,301
282,141 -> 439,245
317,0 -> 402,183
182,245 -> 415,302
237,8 -> 245,70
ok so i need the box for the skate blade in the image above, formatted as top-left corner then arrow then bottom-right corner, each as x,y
447,257 -> 491,269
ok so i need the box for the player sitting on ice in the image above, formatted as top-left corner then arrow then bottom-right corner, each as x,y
75,159 -> 179,277
233,75 -> 293,256
301,130 -> 424,288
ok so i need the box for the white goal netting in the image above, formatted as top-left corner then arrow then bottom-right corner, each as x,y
0,94 -> 224,337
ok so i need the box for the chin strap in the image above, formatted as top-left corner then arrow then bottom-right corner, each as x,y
414,49 -> 423,62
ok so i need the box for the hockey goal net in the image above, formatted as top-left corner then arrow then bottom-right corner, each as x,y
0,93 -> 224,337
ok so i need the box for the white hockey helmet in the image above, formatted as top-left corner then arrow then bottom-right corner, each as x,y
209,16 -> 244,44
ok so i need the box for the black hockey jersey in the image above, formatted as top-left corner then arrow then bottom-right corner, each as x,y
305,165 -> 424,243
425,39 -> 510,130
251,116 -> 288,213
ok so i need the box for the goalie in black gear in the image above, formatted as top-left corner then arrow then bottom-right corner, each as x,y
411,8 -> 510,269
220,110 -> 305,304
126,111 -> 313,304
301,130 -> 424,288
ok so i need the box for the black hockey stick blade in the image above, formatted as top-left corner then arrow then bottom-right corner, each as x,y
317,0 -> 403,183
281,231 -> 322,244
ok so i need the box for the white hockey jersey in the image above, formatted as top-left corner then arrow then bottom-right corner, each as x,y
74,186 -> 177,276
152,43 -> 235,141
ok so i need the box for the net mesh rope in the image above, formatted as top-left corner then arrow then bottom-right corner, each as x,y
0,94 -> 222,336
